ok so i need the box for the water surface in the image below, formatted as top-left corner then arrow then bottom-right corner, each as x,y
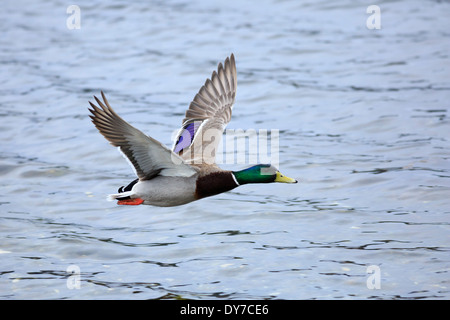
1,0 -> 449,299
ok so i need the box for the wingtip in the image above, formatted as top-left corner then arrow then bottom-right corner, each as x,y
101,91 -> 112,108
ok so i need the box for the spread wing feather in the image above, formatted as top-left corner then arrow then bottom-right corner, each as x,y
89,92 -> 198,180
172,54 -> 237,164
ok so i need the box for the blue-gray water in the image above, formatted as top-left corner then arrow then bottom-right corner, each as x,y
1,0 -> 449,299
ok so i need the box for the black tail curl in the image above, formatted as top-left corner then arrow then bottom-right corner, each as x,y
116,178 -> 139,200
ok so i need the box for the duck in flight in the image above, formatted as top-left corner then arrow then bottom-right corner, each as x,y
88,54 -> 297,207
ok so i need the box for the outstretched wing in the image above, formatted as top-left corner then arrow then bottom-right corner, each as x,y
172,54 -> 237,165
89,92 -> 198,180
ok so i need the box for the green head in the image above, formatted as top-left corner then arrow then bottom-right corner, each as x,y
232,164 -> 298,185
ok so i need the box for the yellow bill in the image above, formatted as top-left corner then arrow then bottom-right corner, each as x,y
275,171 -> 298,183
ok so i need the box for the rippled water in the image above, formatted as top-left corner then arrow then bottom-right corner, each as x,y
1,0 -> 449,299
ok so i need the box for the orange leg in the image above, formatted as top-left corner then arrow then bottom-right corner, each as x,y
117,198 -> 144,205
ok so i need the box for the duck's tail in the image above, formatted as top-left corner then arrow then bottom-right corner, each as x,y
107,191 -> 134,201
107,178 -> 139,201
107,178 -> 143,205
107,191 -> 144,205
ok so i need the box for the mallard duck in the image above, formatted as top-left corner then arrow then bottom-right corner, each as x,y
88,54 -> 297,207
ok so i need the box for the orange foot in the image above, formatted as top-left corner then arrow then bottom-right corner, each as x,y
117,198 -> 144,205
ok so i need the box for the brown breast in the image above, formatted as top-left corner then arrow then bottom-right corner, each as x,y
194,170 -> 239,199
